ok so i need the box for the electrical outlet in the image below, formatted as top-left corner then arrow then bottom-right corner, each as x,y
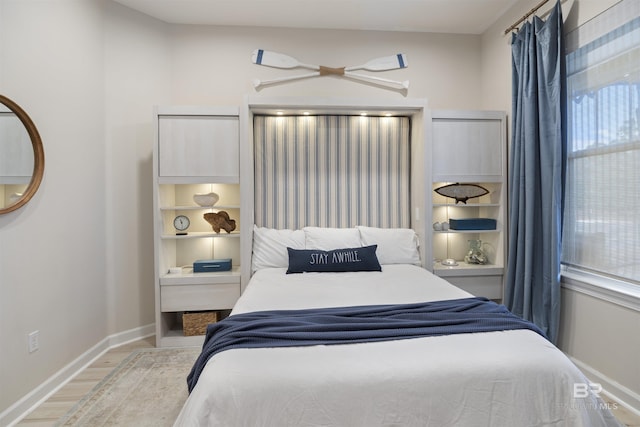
28,330 -> 39,353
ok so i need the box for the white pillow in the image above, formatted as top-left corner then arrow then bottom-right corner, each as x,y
356,226 -> 420,265
252,226 -> 305,272
303,227 -> 362,250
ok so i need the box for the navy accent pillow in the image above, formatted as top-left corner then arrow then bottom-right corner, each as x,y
286,245 -> 382,274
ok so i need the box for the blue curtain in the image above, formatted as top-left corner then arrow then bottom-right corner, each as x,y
505,1 -> 566,344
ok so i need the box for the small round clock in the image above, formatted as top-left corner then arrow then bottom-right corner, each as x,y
173,215 -> 190,235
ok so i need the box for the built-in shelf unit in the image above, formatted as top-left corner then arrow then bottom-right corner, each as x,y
153,106 -> 242,347
430,110 -> 507,300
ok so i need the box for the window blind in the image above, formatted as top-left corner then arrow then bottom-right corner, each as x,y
562,0 -> 640,283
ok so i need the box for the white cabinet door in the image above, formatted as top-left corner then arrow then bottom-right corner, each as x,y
158,115 -> 239,180
432,114 -> 505,181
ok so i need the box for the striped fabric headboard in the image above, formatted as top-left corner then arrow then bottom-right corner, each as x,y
254,115 -> 411,229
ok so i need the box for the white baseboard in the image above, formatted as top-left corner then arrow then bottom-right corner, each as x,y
570,356 -> 640,417
0,323 -> 155,427
107,323 -> 155,349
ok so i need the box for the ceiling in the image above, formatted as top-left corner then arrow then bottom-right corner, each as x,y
111,0 -> 521,35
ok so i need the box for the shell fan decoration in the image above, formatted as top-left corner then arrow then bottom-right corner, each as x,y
434,183 -> 489,204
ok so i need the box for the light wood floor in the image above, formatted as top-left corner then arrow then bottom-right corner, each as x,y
16,336 -> 156,426
15,336 -> 640,426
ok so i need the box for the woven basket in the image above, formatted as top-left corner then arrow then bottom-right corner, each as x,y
182,311 -> 219,336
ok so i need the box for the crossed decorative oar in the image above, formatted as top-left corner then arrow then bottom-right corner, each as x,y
251,49 -> 409,90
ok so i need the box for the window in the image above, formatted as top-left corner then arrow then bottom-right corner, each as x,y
562,1 -> 640,285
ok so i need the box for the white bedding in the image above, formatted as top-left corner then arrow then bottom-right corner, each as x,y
175,265 -> 621,427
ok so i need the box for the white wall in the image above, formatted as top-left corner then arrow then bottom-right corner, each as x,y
3,0 -> 636,421
103,1 -> 169,336
0,0 -> 166,419
167,25 -> 483,108
479,0 -> 640,412
0,0 -> 107,413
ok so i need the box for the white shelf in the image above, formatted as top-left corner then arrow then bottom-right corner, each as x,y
161,231 -> 240,239
158,176 -> 239,185
433,203 -> 500,208
433,261 -> 503,276
158,330 -> 206,348
433,228 -> 501,234
160,267 -> 241,285
161,204 -> 240,211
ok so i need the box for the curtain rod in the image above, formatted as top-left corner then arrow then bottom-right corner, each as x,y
504,0 -> 550,34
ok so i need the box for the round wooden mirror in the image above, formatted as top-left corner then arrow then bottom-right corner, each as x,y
0,95 -> 45,214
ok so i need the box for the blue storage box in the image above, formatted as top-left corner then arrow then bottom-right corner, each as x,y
449,218 -> 497,231
193,259 -> 232,273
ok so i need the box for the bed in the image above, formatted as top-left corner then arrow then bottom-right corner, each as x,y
174,227 -> 621,426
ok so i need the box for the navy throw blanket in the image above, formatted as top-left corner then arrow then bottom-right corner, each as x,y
186,297 -> 546,392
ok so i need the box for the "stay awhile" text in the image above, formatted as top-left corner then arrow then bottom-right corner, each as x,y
310,250 -> 362,264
